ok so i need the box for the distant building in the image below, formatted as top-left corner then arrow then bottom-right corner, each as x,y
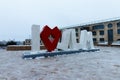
16,41 -> 23,45
61,17 -> 120,46
0,40 -> 7,45
24,39 -> 31,45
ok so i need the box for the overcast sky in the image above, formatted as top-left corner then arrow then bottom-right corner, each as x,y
0,0 -> 120,41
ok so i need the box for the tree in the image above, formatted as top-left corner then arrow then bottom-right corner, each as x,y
6,41 -> 17,45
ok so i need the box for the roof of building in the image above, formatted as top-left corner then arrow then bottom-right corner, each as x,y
61,17 -> 120,29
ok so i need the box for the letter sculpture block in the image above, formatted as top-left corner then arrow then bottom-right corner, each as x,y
57,29 -> 95,50
87,32 -> 94,49
31,25 -> 40,51
57,29 -> 71,50
40,25 -> 61,52
57,29 -> 79,50
79,30 -> 95,50
69,29 -> 79,50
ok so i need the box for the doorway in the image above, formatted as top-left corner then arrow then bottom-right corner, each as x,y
108,29 -> 113,45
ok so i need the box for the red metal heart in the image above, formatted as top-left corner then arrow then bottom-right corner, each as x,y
40,25 -> 61,52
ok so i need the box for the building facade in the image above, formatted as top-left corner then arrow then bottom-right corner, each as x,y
61,18 -> 120,45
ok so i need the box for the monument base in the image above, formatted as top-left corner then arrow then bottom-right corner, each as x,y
22,49 -> 100,59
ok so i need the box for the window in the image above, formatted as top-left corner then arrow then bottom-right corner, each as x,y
100,31 -> 104,35
93,38 -> 97,42
108,23 -> 113,28
100,38 -> 104,42
92,31 -> 96,35
76,39 -> 79,43
75,28 -> 78,33
117,29 -> 120,34
117,39 -> 120,41
92,24 -> 104,30
117,22 -> 120,27
76,33 -> 78,37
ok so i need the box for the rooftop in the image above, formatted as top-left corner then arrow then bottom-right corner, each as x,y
62,17 -> 120,29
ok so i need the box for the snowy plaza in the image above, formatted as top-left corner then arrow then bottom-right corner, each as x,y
0,46 -> 120,80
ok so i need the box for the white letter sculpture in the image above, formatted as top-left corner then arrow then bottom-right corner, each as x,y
57,29 -> 71,50
80,30 -> 94,50
31,25 -> 40,51
57,29 -> 95,50
57,29 -> 79,50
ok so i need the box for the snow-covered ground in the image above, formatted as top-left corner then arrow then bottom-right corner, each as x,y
0,47 -> 120,80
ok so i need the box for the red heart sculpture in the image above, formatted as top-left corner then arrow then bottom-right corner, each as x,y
40,25 -> 61,52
